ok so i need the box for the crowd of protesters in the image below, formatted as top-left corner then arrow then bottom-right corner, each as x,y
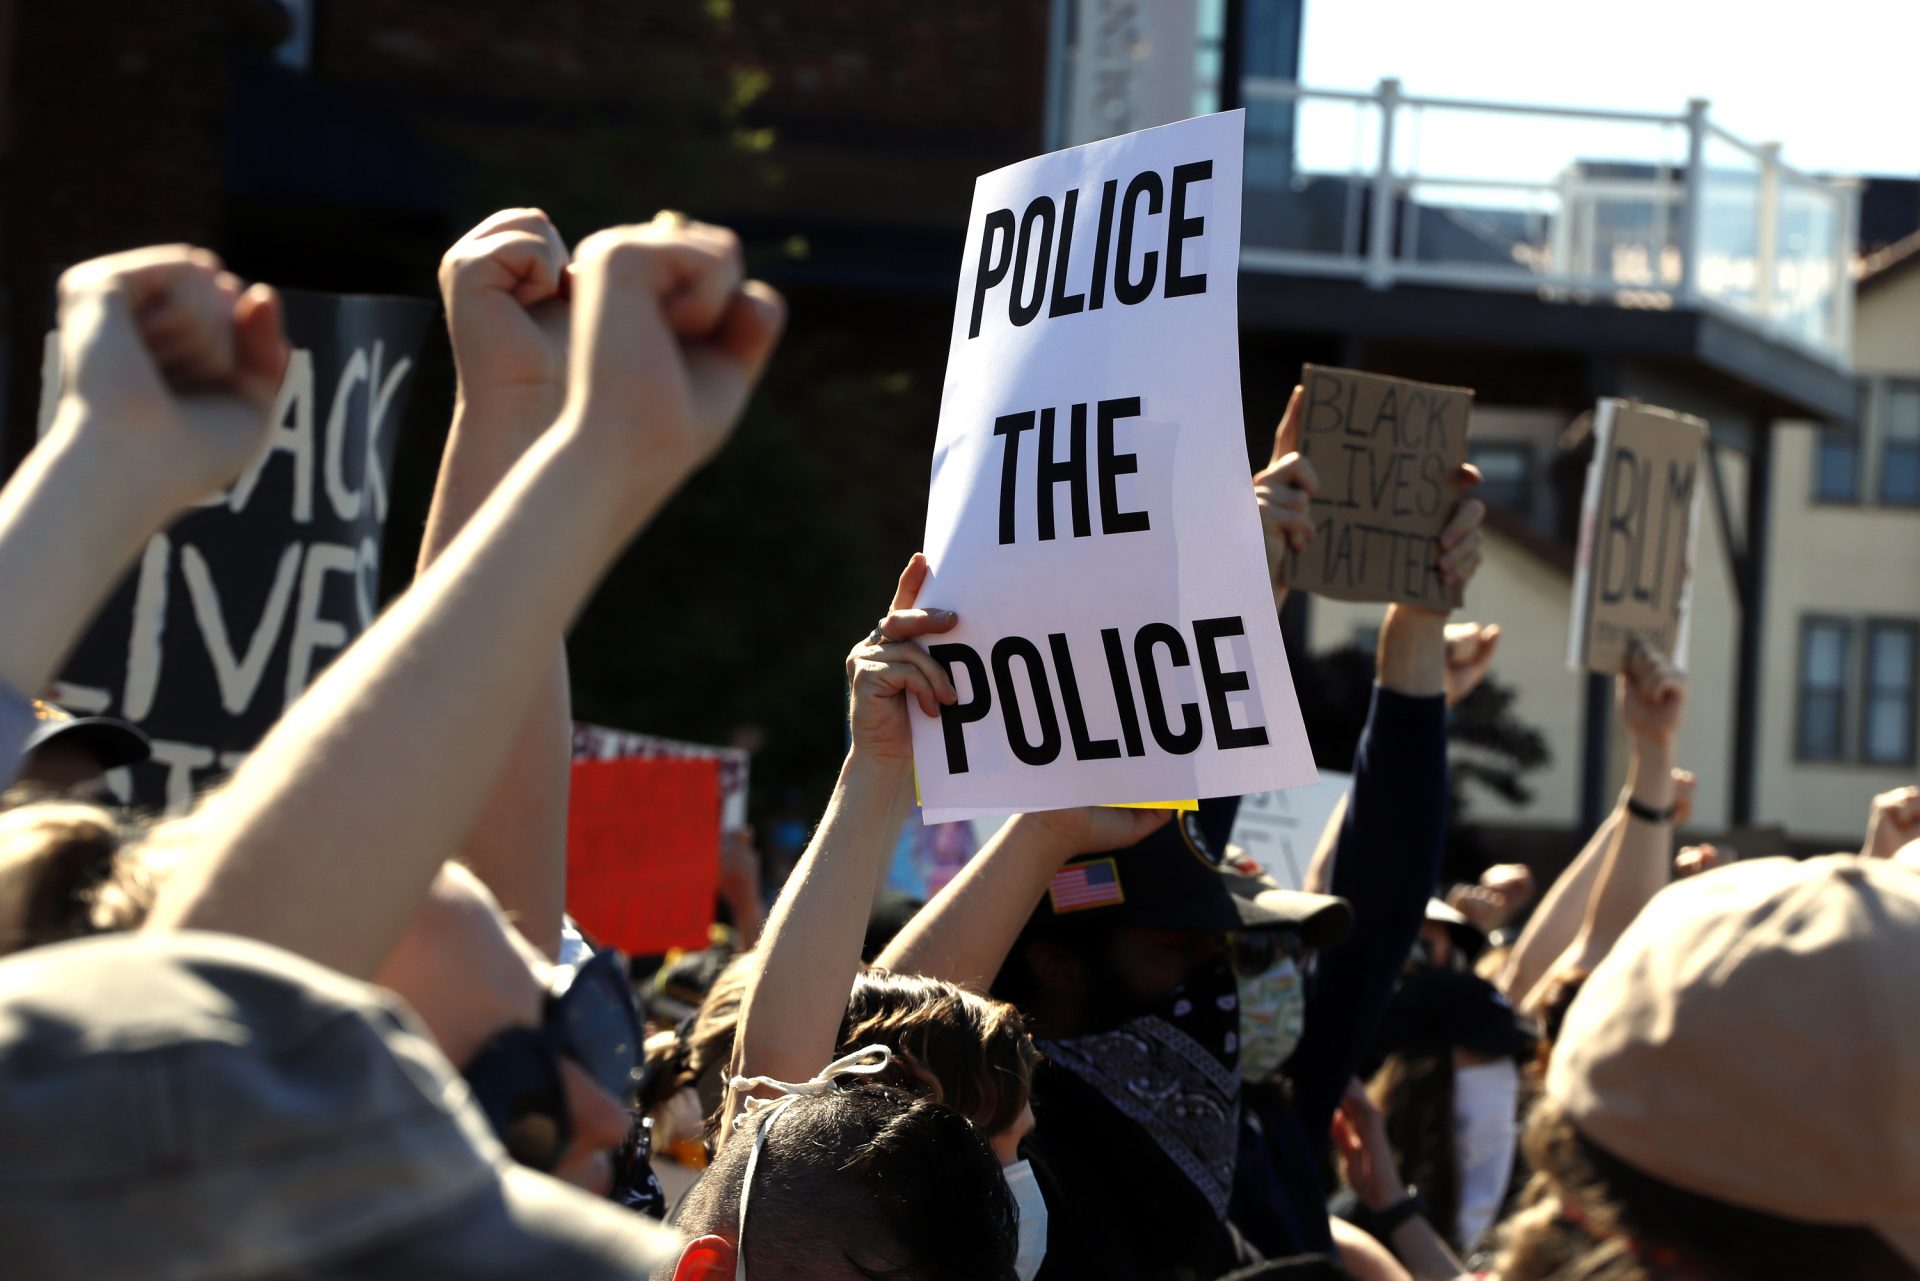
0,205 -> 1914,1281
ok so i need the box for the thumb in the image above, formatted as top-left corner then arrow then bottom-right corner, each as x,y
711,280 -> 785,383
231,284 -> 290,410
1330,1108 -> 1360,1159
1269,384 -> 1303,467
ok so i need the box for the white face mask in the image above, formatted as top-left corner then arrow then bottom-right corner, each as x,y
1237,956 -> 1306,1083
1004,1158 -> 1048,1281
1452,1058 -> 1520,1251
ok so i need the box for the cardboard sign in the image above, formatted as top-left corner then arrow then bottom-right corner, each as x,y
1567,399 -> 1706,673
571,722 -> 750,832
565,755 -> 721,956
910,111 -> 1315,824
1225,769 -> 1351,891
41,290 -> 435,811
1282,365 -> 1474,608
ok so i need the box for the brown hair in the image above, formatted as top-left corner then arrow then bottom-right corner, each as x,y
840,969 -> 1039,1140
1528,966 -> 1588,1073
1495,1101 -> 1917,1281
1369,1049 -> 1463,1251
647,962 -> 1038,1147
639,951 -> 755,1126
0,800 -> 164,957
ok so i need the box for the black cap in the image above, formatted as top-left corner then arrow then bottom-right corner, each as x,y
1030,797 -> 1353,947
1375,966 -> 1538,1063
23,703 -> 151,771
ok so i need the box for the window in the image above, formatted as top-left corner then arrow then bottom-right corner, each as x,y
1795,616 -> 1920,766
1880,379 -> 1920,506
1797,619 -> 1852,762
1813,425 -> 1861,502
1863,623 -> 1917,765
1469,442 -> 1534,515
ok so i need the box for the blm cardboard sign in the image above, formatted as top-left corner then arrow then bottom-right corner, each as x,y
41,290 -> 435,811
1568,399 -> 1707,673
1282,365 -> 1474,608
910,111 -> 1315,824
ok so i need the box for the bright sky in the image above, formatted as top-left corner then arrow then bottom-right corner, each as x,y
1296,0 -> 1920,181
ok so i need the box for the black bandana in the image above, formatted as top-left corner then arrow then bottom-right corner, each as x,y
1039,958 -> 1242,1217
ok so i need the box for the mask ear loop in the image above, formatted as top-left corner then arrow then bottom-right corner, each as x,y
727,1045 -> 894,1281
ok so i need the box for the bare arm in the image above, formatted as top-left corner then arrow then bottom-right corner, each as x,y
722,556 -> 961,1139
876,803 -> 1169,989
0,249 -> 286,709
146,219 -> 784,981
1332,1081 -> 1469,1281
1497,808 -> 1616,1000
1500,765 -> 1690,1001
1255,385 -> 1314,615
1524,648 -> 1685,1006
417,210 -> 576,958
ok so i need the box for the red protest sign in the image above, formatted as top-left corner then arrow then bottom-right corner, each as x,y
566,756 -> 720,956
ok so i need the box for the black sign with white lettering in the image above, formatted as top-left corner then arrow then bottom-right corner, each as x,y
47,290 -> 436,810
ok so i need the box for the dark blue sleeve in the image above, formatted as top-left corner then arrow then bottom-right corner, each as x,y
0,682 -> 34,790
1286,682 -> 1448,1136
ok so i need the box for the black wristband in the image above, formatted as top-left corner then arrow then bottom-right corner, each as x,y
1626,795 -> 1676,823
1369,1191 -> 1430,1237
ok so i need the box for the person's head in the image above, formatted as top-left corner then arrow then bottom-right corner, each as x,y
1367,965 -> 1537,1251
0,930 -> 676,1280
646,962 -> 1040,1164
1411,898 -> 1484,974
840,968 -> 1038,1164
640,951 -> 754,1139
993,804 -> 1350,1052
668,1083 -> 1017,1281
1497,855 -> 1920,1280
376,862 -> 637,1195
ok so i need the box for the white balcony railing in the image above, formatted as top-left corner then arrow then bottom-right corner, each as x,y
1236,78 -> 1857,367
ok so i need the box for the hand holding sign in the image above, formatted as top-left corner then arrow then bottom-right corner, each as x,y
1434,482 -> 1487,605
1011,803 -> 1173,864
440,208 -> 572,428
1254,384 -> 1317,610
1282,365 -> 1477,609
56,246 -> 289,511
846,553 -> 960,764
1618,644 -> 1686,748
1671,767 -> 1697,826
566,213 -> 785,482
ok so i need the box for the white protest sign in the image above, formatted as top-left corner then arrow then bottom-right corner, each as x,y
911,111 -> 1316,825
1227,770 -> 1351,892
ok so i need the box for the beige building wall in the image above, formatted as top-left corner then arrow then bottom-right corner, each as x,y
1754,263 -> 1920,842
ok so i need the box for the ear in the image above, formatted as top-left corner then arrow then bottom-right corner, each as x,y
673,1234 -> 736,1281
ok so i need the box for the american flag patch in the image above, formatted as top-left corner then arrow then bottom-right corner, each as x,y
1049,858 -> 1124,913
